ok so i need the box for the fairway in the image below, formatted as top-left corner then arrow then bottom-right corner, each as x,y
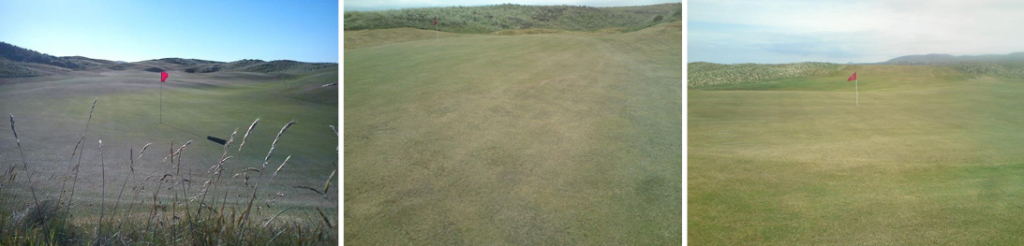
345,22 -> 682,244
0,67 -> 338,243
689,65 -> 1024,245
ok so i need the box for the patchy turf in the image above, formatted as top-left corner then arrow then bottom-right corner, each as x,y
345,21 -> 681,245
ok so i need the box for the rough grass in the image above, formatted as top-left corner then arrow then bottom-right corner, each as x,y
345,22 -> 681,245
344,3 -> 681,34
344,28 -> 463,51
690,64 -> 1024,245
687,62 -> 847,89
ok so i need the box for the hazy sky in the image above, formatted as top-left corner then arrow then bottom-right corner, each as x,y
0,0 -> 338,63
345,0 -> 680,11
689,0 -> 1024,64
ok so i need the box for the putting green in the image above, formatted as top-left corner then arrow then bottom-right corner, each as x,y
345,22 -> 681,244
690,65 -> 1024,245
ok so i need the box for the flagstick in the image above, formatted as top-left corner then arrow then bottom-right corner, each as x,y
160,80 -> 163,123
856,79 -> 858,107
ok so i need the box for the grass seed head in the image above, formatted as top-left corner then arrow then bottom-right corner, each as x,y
273,155 -> 292,176
9,114 -> 18,142
262,120 -> 296,169
239,118 -> 260,152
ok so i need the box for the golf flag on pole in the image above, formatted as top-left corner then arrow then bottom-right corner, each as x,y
159,71 -> 167,123
848,72 -> 858,107
433,17 -> 437,26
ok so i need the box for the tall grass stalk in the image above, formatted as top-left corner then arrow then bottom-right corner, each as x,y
194,128 -> 237,217
10,114 -> 40,210
113,143 -> 147,234
238,118 -> 259,152
1,114 -> 337,245
96,140 -> 105,244
239,120 -> 295,236
62,98 -> 97,225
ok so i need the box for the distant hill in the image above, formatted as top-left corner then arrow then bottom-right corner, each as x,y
344,3 -> 682,34
687,52 -> 1024,88
884,52 -> 1024,65
0,41 -> 337,78
882,52 -> 1024,78
0,42 -> 87,71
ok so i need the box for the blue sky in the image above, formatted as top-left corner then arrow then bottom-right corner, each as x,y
0,0 -> 338,63
345,0 -> 680,11
689,0 -> 1024,64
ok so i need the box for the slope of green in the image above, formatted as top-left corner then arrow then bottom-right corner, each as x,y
344,3 -> 681,34
345,22 -> 681,245
690,64 -> 1024,245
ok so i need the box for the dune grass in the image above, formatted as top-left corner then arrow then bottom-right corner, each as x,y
689,64 -> 1024,245
345,22 -> 681,245
344,3 -> 681,34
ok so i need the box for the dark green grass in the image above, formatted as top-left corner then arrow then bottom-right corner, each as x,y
345,22 -> 680,245
690,65 -> 1024,245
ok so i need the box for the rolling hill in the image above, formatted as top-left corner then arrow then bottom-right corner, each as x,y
884,52 -> 1024,65
0,41 -> 337,78
344,3 -> 682,34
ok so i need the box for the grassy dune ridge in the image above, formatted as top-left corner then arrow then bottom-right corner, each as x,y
345,22 -> 681,244
690,64 -> 1024,245
344,3 -> 681,34
687,62 -> 846,89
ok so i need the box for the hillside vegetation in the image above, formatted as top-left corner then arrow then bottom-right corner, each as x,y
687,62 -> 845,89
689,59 -> 1024,90
947,62 -> 1024,78
0,42 -> 88,70
344,3 -> 681,34
0,42 -> 337,78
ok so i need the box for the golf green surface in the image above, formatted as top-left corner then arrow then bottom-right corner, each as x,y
345,22 -> 682,244
0,68 -> 338,222
690,65 -> 1024,245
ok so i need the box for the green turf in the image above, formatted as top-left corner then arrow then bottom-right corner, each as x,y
0,68 -> 338,224
345,22 -> 681,245
689,64 -> 1024,245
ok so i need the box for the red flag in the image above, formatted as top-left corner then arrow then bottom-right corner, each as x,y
433,17 -> 437,26
161,71 -> 169,82
847,72 -> 857,82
